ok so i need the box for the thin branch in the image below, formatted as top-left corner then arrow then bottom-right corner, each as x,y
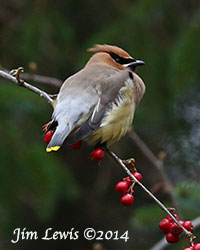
127,128 -> 176,205
128,128 -> 164,170
0,67 -> 62,87
104,147 -> 194,241
21,72 -> 62,87
150,217 -> 200,250
0,69 -> 54,105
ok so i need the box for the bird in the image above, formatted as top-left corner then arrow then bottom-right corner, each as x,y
46,44 -> 145,152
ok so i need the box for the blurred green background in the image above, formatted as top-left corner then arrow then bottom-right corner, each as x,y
0,0 -> 200,249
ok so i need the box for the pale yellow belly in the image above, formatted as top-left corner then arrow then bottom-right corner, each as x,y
86,102 -> 135,146
86,77 -> 137,145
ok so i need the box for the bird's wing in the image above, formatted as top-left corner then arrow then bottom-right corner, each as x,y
47,67 -> 131,151
68,69 -> 131,144
46,71 -> 99,151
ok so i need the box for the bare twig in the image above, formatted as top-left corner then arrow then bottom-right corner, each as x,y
0,67 -> 62,88
150,217 -> 200,250
0,69 -> 54,105
128,128 -> 164,170
104,147 -> 194,241
21,72 -> 62,87
128,128 -> 176,205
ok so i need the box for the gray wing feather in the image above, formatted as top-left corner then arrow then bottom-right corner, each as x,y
48,70 -> 98,148
47,123 -> 70,148
68,70 -> 130,143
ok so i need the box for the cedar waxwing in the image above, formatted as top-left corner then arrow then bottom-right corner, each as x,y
46,44 -> 145,152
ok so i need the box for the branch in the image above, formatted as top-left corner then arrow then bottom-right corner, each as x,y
21,72 -> 62,88
0,69 -> 54,105
150,217 -> 200,250
0,67 -> 62,87
104,147 -> 195,242
127,128 -> 176,205
128,128 -> 164,170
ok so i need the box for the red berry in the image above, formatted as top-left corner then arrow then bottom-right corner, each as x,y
133,172 -> 143,182
121,193 -> 134,206
183,221 -> 193,232
166,232 -> 180,243
183,247 -> 193,250
44,130 -> 54,144
193,243 -> 200,250
115,181 -> 129,194
166,214 -> 179,222
92,149 -> 104,160
179,220 -> 184,226
159,219 -> 171,234
169,222 -> 183,235
124,177 -> 133,186
70,141 -> 82,150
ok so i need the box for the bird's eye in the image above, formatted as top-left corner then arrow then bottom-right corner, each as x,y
114,57 -> 120,63
109,52 -> 121,63
109,52 -> 135,65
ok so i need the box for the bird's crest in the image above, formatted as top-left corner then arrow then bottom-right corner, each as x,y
88,44 -> 131,58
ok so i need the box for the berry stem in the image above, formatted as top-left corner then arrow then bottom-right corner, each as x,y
128,183 -> 135,194
104,146 -> 195,240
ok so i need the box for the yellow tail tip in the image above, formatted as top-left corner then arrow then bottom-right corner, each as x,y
46,146 -> 60,152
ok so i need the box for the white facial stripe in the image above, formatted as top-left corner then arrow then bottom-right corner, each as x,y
122,63 -> 133,67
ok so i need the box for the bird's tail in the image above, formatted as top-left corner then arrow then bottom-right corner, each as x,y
46,124 -> 69,152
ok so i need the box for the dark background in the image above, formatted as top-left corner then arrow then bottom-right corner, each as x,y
0,0 -> 200,249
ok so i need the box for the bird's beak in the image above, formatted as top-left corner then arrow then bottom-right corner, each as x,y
126,60 -> 145,67
124,59 -> 145,71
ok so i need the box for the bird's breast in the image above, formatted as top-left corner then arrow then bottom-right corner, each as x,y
87,78 -> 136,145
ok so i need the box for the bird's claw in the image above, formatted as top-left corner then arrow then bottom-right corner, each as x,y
10,67 -> 24,86
42,121 -> 53,132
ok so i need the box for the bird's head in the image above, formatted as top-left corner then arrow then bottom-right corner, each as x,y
87,44 -> 145,71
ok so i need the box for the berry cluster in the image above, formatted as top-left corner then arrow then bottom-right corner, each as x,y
184,244 -> 200,250
44,130 -> 105,161
44,130 -> 82,149
44,129 -> 199,249
159,214 -> 194,244
115,171 -> 142,207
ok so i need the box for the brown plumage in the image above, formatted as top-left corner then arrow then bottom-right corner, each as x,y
88,44 -> 131,58
46,44 -> 145,152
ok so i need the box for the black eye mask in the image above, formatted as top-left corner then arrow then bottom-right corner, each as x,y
109,52 -> 136,65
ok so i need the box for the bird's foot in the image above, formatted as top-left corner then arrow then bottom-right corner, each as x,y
10,67 -> 24,86
122,158 -> 137,171
42,121 -> 53,132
